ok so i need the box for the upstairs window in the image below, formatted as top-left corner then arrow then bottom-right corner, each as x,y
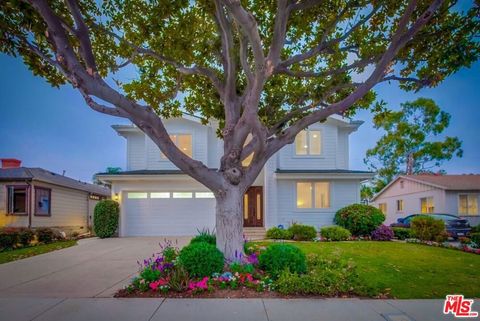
7,186 -> 28,215
35,187 -> 51,216
295,130 -> 321,156
459,194 -> 478,215
420,197 -> 435,213
161,134 -> 192,158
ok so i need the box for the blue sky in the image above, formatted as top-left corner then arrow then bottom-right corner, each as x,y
0,54 -> 479,183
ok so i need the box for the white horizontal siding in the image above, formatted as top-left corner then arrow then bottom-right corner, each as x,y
127,133 -> 146,170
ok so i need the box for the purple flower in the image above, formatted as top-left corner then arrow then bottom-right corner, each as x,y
246,253 -> 259,265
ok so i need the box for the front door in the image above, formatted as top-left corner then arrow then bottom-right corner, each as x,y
243,186 -> 263,227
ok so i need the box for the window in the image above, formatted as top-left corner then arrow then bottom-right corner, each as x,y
295,130 -> 321,155
127,192 -> 148,199
296,182 -> 330,209
195,192 -> 215,199
400,181 -> 404,189
151,192 -> 170,199
459,194 -> 478,215
242,134 -> 254,167
172,192 -> 193,199
420,197 -> 434,213
396,199 -> 404,212
378,203 -> 387,214
161,134 -> 192,158
7,186 -> 28,215
35,187 -> 51,216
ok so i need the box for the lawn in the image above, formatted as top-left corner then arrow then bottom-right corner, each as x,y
0,240 -> 77,264
257,241 -> 480,299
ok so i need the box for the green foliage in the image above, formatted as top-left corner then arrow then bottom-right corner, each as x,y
93,200 -> 119,238
18,228 -> 34,247
36,228 -> 55,244
266,227 -> 292,240
288,224 -> 317,241
469,233 -> 480,248
139,266 -> 162,284
162,246 -> 178,263
190,229 -> 216,245
392,227 -> 413,240
320,226 -> 351,241
258,244 -> 307,280
471,225 -> 480,233
0,229 -> 19,250
178,242 -> 224,277
275,255 -> 374,296
365,98 -> 463,187
334,204 -> 385,236
168,265 -> 190,292
229,261 -> 255,274
410,216 -> 446,241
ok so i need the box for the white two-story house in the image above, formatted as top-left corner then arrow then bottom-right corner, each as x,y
97,115 -> 373,237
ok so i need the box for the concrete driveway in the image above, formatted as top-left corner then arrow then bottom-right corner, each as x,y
0,237 -> 191,298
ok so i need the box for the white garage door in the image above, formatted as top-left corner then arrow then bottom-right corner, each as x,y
123,191 -> 216,236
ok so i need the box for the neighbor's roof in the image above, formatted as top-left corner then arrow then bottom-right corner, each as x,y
275,169 -> 373,174
0,167 -> 110,196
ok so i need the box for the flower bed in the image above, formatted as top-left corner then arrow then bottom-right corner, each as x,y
405,238 -> 480,255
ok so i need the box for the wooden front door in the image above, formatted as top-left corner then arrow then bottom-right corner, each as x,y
243,186 -> 263,227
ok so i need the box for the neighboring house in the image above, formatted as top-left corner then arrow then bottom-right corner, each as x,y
0,159 -> 110,234
372,174 -> 480,226
96,115 -> 373,237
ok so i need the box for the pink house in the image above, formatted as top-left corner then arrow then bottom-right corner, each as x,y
371,174 -> 480,226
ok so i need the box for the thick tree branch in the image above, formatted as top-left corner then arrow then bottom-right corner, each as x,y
267,0 -> 290,69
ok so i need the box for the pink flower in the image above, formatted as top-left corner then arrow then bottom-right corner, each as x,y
188,277 -> 210,291
149,278 -> 168,291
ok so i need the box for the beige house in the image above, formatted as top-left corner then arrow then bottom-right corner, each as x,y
0,159 -> 110,234
372,174 -> 480,226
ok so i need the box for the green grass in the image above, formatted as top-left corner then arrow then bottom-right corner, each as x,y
256,241 -> 480,299
0,240 -> 77,264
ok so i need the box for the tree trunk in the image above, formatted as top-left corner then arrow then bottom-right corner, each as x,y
215,186 -> 245,262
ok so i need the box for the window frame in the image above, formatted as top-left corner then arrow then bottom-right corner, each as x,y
34,187 -> 52,217
420,196 -> 435,214
160,133 -> 193,159
6,185 -> 29,216
396,199 -> 404,212
295,181 -> 331,210
458,193 -> 479,216
294,129 -> 323,157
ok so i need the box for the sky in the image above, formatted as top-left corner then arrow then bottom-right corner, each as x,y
0,54 -> 479,183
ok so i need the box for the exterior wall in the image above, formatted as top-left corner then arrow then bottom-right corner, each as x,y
445,190 -> 480,226
272,178 -> 361,229
373,178 -> 446,225
127,132 -> 146,170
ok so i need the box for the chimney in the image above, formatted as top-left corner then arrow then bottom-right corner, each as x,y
1,158 -> 22,169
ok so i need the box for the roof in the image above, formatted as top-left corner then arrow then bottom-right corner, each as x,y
372,174 -> 480,201
97,170 -> 186,175
0,167 -> 110,196
275,169 -> 373,174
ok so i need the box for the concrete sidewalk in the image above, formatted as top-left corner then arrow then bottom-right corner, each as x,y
0,298 -> 457,321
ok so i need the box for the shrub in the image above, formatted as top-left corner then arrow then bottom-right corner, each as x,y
18,228 -> 35,246
266,227 -> 292,240
320,226 -> 351,241
190,228 -> 216,245
258,244 -> 307,279
371,225 -> 394,241
93,200 -> 119,238
178,242 -> 224,277
168,265 -> 190,292
0,229 -> 19,250
36,228 -> 55,244
392,227 -> 413,240
470,224 -> 480,233
469,232 -> 480,247
334,204 -> 385,236
287,224 -> 317,241
410,216 -> 445,241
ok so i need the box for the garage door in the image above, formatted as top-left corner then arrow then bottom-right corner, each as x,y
123,191 -> 216,236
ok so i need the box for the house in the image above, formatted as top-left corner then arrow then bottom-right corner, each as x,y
0,159 -> 110,234
96,115 -> 373,237
371,174 -> 480,226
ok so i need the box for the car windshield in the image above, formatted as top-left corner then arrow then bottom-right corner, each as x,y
430,214 -> 459,221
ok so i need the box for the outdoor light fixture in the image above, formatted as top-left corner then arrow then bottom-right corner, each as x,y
114,193 -> 119,201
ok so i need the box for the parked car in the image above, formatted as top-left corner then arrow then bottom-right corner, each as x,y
391,214 -> 471,239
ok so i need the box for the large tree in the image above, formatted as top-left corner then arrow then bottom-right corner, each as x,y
1,0 -> 478,259
365,97 -> 463,189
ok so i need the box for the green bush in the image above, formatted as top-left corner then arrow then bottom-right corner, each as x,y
334,204 -> 385,236
288,224 -> 317,241
469,232 -> 480,247
471,224 -> 480,233
18,228 -> 35,246
0,229 -> 19,250
36,228 -> 55,244
258,244 -> 307,279
178,242 -> 224,277
190,228 -> 216,245
410,216 -> 445,241
320,226 -> 351,241
275,255 -> 374,296
168,265 -> 190,292
392,227 -> 413,240
93,200 -> 119,238
266,227 -> 292,240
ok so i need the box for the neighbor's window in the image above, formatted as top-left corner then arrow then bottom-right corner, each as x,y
396,199 -> 404,212
35,187 -> 51,216
296,182 -> 330,209
161,134 -> 192,158
195,192 -> 215,199
420,197 -> 434,213
378,203 -> 387,214
459,194 -> 478,215
7,186 -> 28,215
172,192 -> 193,199
295,130 -> 321,156
127,192 -> 148,199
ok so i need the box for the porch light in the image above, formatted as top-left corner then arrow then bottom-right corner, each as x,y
114,193 -> 119,201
